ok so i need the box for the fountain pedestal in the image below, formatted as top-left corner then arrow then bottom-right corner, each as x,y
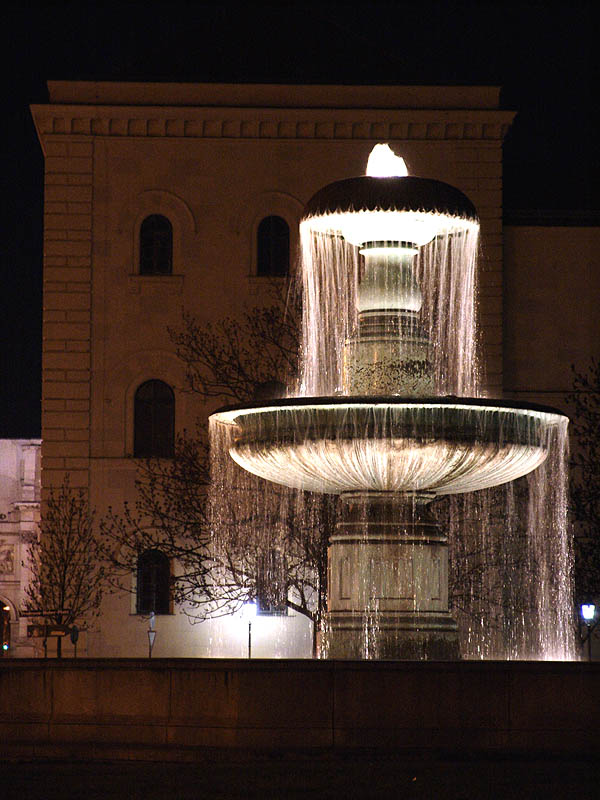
326,492 -> 459,659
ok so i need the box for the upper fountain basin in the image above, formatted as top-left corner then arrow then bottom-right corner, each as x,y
301,176 -> 479,247
211,397 -> 567,496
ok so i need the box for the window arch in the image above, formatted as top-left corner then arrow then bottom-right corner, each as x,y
140,214 -> 173,275
134,380 -> 174,458
257,215 -> 289,277
136,549 -> 170,614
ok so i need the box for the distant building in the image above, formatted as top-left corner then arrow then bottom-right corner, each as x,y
30,83 -> 599,657
0,439 -> 41,657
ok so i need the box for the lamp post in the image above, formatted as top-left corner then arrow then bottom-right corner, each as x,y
580,603 -> 597,661
241,601 -> 257,658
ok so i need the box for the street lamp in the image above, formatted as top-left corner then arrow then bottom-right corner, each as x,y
241,601 -> 257,658
580,603 -> 597,661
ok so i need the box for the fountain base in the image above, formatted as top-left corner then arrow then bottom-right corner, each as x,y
325,492 -> 459,660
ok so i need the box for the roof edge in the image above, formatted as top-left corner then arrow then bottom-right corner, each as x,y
47,81 -> 502,110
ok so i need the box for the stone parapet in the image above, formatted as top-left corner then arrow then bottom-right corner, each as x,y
0,659 -> 598,760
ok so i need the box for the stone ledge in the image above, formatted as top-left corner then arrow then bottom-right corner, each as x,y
1,659 -> 598,760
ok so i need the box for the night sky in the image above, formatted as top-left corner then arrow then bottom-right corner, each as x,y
2,1 -> 597,437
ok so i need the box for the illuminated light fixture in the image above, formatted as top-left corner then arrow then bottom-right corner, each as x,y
301,143 -> 479,249
580,603 -> 597,661
240,601 -> 257,619
358,241 -> 418,257
581,603 -> 596,622
2,605 -> 9,611
366,143 -> 409,177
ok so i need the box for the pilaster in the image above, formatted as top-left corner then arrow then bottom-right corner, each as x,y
41,139 -> 93,493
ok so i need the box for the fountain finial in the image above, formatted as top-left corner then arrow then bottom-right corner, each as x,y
366,144 -> 409,178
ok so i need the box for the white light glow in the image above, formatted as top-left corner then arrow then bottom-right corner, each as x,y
303,209 -> 478,248
358,245 -> 418,257
366,144 -> 409,178
240,601 -> 258,619
581,603 -> 596,622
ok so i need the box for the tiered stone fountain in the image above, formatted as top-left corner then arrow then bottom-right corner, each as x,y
211,146 -> 569,659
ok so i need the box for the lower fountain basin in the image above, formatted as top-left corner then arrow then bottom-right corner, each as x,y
211,397 -> 567,495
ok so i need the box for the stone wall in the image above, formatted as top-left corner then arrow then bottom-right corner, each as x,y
41,140 -> 93,493
1,659 -> 598,761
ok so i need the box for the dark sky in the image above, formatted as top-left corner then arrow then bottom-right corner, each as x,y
1,1 -> 597,437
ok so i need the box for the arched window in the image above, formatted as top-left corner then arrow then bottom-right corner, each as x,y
136,549 -> 170,614
134,380 -> 174,458
257,215 -> 289,277
140,214 -> 173,275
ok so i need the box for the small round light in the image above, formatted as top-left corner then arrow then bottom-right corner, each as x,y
2,644 -> 8,651
581,603 -> 596,622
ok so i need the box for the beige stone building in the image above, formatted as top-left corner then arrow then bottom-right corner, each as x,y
0,439 -> 41,657
30,82 -> 598,657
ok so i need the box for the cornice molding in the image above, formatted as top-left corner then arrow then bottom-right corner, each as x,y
31,105 -> 515,144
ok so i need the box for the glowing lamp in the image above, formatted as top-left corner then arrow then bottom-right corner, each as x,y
241,601 -> 258,619
366,144 -> 409,177
581,603 -> 596,622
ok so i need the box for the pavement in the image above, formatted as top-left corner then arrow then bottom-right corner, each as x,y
2,752 -> 598,800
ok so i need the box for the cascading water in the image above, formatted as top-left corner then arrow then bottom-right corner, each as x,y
298,215 -> 480,397
209,144 -> 576,660
446,418 -> 573,660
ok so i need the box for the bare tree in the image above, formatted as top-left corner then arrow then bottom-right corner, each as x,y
99,432 -> 223,616
101,279 -> 334,653
100,424 -> 332,655
169,280 -> 300,401
24,478 -> 106,656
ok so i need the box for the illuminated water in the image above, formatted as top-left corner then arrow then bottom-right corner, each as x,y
447,419 -> 573,659
298,223 -> 480,397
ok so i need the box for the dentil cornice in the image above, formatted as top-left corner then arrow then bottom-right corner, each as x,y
31,104 -> 515,150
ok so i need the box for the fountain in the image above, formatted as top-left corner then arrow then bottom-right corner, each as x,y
210,145 -> 574,660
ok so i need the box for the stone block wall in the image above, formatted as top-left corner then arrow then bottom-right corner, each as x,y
41,139 -> 93,494
1,659 -> 598,760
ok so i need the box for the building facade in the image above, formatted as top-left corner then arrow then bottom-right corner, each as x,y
30,83 -> 598,657
0,439 -> 41,657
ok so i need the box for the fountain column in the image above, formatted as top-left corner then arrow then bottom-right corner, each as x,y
327,492 -> 459,659
343,243 -> 433,396
323,239 -> 460,659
